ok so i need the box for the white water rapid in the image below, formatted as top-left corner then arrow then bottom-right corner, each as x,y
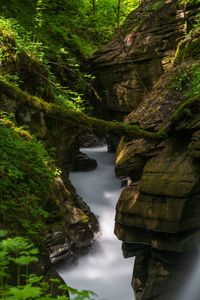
58,146 -> 134,300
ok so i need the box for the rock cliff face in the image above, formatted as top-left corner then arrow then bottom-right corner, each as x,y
92,0 -> 200,299
114,66 -> 200,298
92,0 -> 198,114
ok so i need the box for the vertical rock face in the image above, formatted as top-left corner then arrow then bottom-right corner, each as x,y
113,67 -> 200,299
92,0 -> 200,299
91,0 -> 188,114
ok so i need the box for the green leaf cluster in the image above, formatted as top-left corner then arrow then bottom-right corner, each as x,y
0,114 -> 57,241
0,17 -> 45,62
0,233 -> 96,300
171,64 -> 200,98
0,0 -> 139,56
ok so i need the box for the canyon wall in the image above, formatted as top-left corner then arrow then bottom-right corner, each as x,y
92,0 -> 200,299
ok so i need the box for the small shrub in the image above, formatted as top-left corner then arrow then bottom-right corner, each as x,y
0,232 -> 96,300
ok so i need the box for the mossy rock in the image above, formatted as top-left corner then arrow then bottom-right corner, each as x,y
175,32 -> 200,64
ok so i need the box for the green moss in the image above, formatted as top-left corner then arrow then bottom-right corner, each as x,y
175,35 -> 200,63
0,77 -> 166,140
171,95 -> 199,124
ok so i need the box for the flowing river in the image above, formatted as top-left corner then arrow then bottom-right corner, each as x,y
58,146 -> 134,300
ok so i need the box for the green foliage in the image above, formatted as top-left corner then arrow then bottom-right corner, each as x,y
0,114 -> 58,241
48,72 -> 87,112
0,16 -> 45,62
149,0 -> 164,11
0,77 -> 167,140
55,91 -> 85,112
66,286 -> 96,300
75,0 -> 139,43
171,64 -> 200,97
179,0 -> 200,6
0,0 -> 140,55
71,35 -> 96,58
185,64 -> 200,98
0,0 -> 140,115
170,64 -> 200,123
171,67 -> 192,92
0,233 -> 96,300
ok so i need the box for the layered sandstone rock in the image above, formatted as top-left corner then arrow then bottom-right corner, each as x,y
114,61 -> 200,298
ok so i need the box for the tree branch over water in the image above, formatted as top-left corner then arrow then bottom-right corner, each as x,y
0,78 -> 165,139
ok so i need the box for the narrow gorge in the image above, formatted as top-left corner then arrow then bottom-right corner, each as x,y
1,0 -> 200,300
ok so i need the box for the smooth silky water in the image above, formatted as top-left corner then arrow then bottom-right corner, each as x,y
57,146 -> 134,300
178,257 -> 200,300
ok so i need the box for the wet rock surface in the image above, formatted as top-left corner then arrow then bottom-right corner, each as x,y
45,177 -> 99,266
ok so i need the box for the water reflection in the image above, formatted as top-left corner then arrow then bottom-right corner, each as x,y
57,146 -> 134,300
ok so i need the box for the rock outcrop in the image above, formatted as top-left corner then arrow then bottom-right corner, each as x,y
92,0 -> 200,299
91,0 -> 199,114
46,177 -> 98,265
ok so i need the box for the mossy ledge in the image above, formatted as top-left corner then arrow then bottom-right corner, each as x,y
171,94 -> 200,125
0,78 -> 166,139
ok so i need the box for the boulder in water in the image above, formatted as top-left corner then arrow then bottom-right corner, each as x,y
74,152 -> 97,171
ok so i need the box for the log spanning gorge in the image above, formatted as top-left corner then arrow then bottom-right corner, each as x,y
2,0 -> 200,299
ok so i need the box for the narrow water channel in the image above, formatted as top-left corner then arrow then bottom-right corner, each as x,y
58,146 -> 134,300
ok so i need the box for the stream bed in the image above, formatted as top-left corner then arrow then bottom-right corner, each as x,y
58,146 -> 134,300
